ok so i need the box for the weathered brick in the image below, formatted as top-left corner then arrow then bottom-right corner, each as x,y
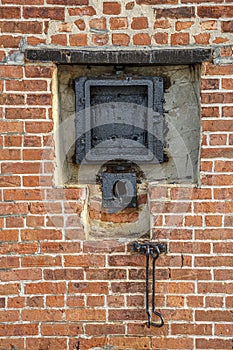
69,6 -> 96,16
103,2 -> 121,15
131,17 -> 148,30
155,7 -> 195,19
70,34 -> 88,46
133,33 -> 151,45
112,33 -> 130,46
198,6 -> 233,18
110,17 -> 128,30
23,7 -> 65,20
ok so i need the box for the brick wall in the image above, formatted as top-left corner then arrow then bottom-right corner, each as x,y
0,0 -> 233,349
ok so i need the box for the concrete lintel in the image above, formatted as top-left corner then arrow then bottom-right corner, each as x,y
25,48 -> 212,65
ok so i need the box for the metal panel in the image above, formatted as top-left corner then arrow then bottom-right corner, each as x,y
102,172 -> 137,212
75,76 -> 164,164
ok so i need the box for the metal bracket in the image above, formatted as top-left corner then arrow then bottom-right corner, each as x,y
132,241 -> 167,328
101,172 -> 137,213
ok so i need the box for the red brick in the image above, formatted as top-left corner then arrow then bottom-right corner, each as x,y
0,93 -> 25,105
213,242 -> 233,254
92,34 -> 109,46
23,136 -> 41,147
112,33 -> 130,46
0,149 -> 20,160
23,175 -> 52,187
109,337 -> 150,349
0,202 -> 28,215
41,323 -> 81,336
64,255 -> 105,267
209,134 -> 227,145
4,189 -> 43,201
0,268 -> 41,282
175,21 -> 193,31
195,256 -> 233,267
201,106 -> 219,118
90,18 -> 106,30
27,37 -> 46,45
47,0 -> 87,3
4,135 -> 22,147
44,268 -> 83,280
194,33 -> 210,44
0,324 -> 37,336
198,6 -> 233,18
25,282 -> 66,294
86,323 -> 124,336
7,296 -> 26,308
22,255 -> 61,267
25,121 -> 53,133
26,215 -> 44,227
108,254 -> 145,267
1,162 -> 41,174
171,32 -> 189,45
25,66 -> 53,78
0,176 -> 21,187
67,309 -> 106,321
131,17 -> 148,30
26,93 -> 52,106
0,7 -> 20,18
0,21 -> 42,34
196,310 -> 233,322
206,63 -> 233,75
6,216 -> 23,228
0,35 -> 21,48
154,32 -> 168,44
109,309 -> 146,321
220,47 -> 233,56
187,295 -> 204,307
107,295 -> 124,307
29,202 -> 62,214
74,19 -> 85,31
196,338 -> 232,349
225,215 -> 233,226
155,7 -> 195,19
222,78 -> 233,89
51,34 -> 67,45
103,2 -> 121,15
6,108 -> 46,120
23,7 -> 65,20
27,296 -> 44,308
205,214 -> 222,226
22,309 -> 63,321
0,65 -> 23,78
198,282 -> 233,294
69,282 -> 108,294
0,283 -> 20,295
206,296 -> 223,308
67,295 -> 84,307
70,34 -> 88,46
69,6 -> 96,16
0,310 -> 20,322
86,268 -> 126,280
110,17 -> 128,30
167,296 -> 184,307
185,215 -> 202,227
0,242 -> 37,255
21,229 -> 61,242
215,161 -> 233,173
171,323 -> 212,336
154,19 -> 171,29
203,120 -> 233,131
133,33 -> 151,45
86,295 -> 105,307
